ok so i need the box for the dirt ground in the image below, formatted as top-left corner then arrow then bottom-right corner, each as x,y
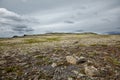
0,33 -> 120,80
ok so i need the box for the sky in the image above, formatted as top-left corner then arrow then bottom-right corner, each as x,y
0,0 -> 120,37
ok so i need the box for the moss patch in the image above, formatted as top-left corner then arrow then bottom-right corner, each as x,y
105,56 -> 120,66
24,37 -> 60,44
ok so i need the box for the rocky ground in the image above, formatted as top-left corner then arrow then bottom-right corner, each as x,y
0,33 -> 120,80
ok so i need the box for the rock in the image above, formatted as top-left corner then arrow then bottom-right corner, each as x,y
84,65 -> 99,77
78,73 -> 85,77
66,56 -> 77,64
72,70 -> 79,74
73,41 -> 79,44
66,56 -> 87,65
68,77 -> 73,80
77,56 -> 87,64
0,60 -> 6,65
77,73 -> 86,78
72,70 -> 85,78
33,75 -> 39,80
51,63 -> 57,68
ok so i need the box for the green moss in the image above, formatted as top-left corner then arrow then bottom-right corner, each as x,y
101,35 -> 110,38
24,38 -> 45,44
0,42 -> 11,46
53,48 -> 64,54
90,44 -> 98,46
45,37 -> 60,41
44,57 -> 52,64
0,42 -> 5,46
34,55 -> 46,59
5,66 -> 20,73
36,61 -> 43,65
78,44 -> 86,47
35,55 -> 52,65
80,68 -> 86,74
0,41 -> 23,46
117,46 -> 120,49
105,56 -> 120,66
88,51 -> 98,57
38,70 -> 53,79
90,44 -> 108,47
24,37 -> 60,44
99,44 -> 108,47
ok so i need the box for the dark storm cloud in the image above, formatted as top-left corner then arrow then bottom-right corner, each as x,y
0,8 -> 35,37
12,25 -> 34,33
117,27 -> 120,29
64,20 -> 75,24
75,30 -> 84,32
105,31 -> 120,35
101,18 -> 111,23
2,16 -> 25,22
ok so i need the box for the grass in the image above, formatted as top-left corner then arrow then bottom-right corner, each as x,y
0,42 -> 15,46
0,42 -> 5,46
0,33 -> 120,80
45,37 -> 60,41
24,37 -> 60,44
105,56 -> 120,67
78,44 -> 86,47
4,66 -> 20,73
24,38 -> 45,44
36,57 -> 52,65
90,44 -> 108,47
34,55 -> 46,59
35,55 -> 52,65
88,51 -> 98,57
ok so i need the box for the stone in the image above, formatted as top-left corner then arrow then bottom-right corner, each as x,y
78,73 -> 85,77
77,73 -> 86,78
68,77 -> 73,80
0,60 -> 6,65
84,65 -> 99,77
51,63 -> 57,68
66,56 -> 87,65
72,70 -> 85,78
66,56 -> 77,64
72,70 -> 79,74
77,56 -> 87,64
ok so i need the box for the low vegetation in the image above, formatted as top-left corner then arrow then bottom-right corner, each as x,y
0,33 -> 120,80
24,37 -> 60,44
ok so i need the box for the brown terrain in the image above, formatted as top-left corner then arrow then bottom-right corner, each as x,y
0,33 -> 120,80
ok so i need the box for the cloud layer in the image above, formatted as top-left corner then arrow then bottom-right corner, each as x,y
0,0 -> 120,37
0,8 -> 34,37
30,1 -> 120,34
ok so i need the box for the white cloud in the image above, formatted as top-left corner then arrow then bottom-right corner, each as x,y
0,8 -> 19,17
29,0 -> 120,34
0,8 -> 35,37
0,0 -> 120,37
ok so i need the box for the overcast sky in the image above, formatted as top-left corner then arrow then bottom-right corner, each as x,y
0,0 -> 120,37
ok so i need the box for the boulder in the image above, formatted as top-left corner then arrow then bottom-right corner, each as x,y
84,65 -> 100,77
51,63 -> 57,68
66,56 -> 77,64
77,56 -> 87,64
66,56 -> 87,65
